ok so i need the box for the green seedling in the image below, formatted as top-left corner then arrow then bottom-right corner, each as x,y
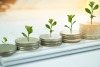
85,1 -> 99,24
2,37 -> 7,44
22,25 -> 33,42
65,14 -> 76,33
45,19 -> 57,37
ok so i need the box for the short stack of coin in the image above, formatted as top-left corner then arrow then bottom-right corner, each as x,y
15,37 -> 40,50
39,34 -> 62,47
60,30 -> 81,43
0,44 -> 16,57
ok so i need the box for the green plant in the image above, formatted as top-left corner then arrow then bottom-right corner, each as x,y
22,25 -> 33,42
45,19 -> 57,37
85,1 -> 99,24
2,37 -> 7,44
65,14 -> 76,33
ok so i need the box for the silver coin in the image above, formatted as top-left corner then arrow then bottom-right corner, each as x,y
40,34 -> 62,40
62,39 -> 81,43
40,34 -> 62,42
0,44 -> 16,57
15,37 -> 39,44
40,38 -> 62,42
40,39 -> 62,43
15,37 -> 40,50
41,42 -> 62,47
41,41 -> 62,44
40,34 -> 62,47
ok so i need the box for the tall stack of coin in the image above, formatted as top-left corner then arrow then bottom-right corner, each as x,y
0,44 -> 16,57
60,30 -> 81,43
80,23 -> 100,39
39,34 -> 62,47
15,37 -> 40,50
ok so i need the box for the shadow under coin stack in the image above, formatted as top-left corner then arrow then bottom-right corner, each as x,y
40,34 -> 62,47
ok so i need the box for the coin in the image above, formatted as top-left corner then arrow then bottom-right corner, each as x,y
62,39 -> 81,43
41,42 -> 62,47
15,37 -> 40,50
39,34 -> 62,47
0,44 -> 16,57
60,30 -> 81,43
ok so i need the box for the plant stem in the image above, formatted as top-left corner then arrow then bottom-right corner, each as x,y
28,33 -> 29,42
91,15 -> 92,24
50,32 -> 51,37
70,22 -> 72,34
91,7 -> 93,24
50,25 -> 52,38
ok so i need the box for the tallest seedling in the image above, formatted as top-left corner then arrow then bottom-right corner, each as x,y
85,1 -> 99,24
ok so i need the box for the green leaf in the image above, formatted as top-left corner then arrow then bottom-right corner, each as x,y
89,1 -> 94,8
48,19 -> 53,24
3,37 -> 7,42
67,15 -> 75,23
93,5 -> 99,10
71,15 -> 75,18
2,37 -> 7,44
25,25 -> 33,34
29,26 -> 33,34
45,24 -> 50,29
72,21 -> 76,25
2,41 -> 5,44
85,8 -> 91,14
52,21 -> 57,26
65,25 -> 70,29
22,32 -> 27,38
67,15 -> 72,22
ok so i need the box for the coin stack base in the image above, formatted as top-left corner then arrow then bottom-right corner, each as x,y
80,23 -> 100,40
60,31 -> 81,43
40,34 -> 62,47
0,44 -> 16,57
15,37 -> 39,51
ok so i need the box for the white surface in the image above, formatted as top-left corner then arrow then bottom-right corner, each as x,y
11,50 -> 100,67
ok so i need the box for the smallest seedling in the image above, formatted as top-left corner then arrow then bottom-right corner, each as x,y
22,25 -> 33,42
2,37 -> 7,44
45,19 -> 57,37
65,14 -> 76,33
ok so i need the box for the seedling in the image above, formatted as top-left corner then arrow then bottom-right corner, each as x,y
2,37 -> 7,44
45,19 -> 57,37
65,14 -> 76,33
85,1 -> 99,24
22,25 -> 33,42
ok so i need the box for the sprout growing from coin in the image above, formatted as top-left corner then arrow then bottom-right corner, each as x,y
85,1 -> 99,24
45,19 -> 57,37
65,14 -> 76,33
2,37 -> 7,44
22,25 -> 33,42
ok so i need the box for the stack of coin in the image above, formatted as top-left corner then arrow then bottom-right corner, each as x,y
60,30 -> 81,43
15,37 -> 40,51
39,34 -> 62,47
0,44 -> 16,57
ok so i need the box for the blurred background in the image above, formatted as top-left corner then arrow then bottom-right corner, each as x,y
0,0 -> 100,43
